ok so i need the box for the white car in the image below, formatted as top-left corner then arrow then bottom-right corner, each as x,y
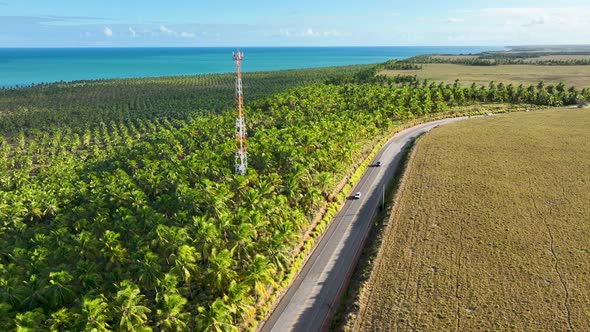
353,192 -> 362,199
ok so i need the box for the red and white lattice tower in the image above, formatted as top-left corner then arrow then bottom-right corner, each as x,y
233,50 -> 247,175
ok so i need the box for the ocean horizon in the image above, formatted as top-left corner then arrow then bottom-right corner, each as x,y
0,46 -> 505,87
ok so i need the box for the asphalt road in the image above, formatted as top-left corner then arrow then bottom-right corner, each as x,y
259,118 -> 466,332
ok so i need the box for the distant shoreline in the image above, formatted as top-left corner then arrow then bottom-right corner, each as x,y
0,46 -> 502,88
0,45 -> 503,49
4,46 -> 590,89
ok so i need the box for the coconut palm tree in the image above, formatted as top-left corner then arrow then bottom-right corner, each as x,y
14,308 -> 46,331
170,245 -> 200,297
192,215 -> 221,262
206,248 -> 238,296
45,271 -> 76,309
135,251 -> 162,292
262,233 -> 291,274
232,221 -> 256,265
47,307 -> 80,331
243,255 -> 277,300
155,293 -> 189,332
81,295 -> 111,332
224,281 -> 254,324
301,187 -> 323,216
0,303 -> 14,331
114,280 -> 151,331
21,274 -> 48,310
195,298 -> 237,332
316,172 -> 334,199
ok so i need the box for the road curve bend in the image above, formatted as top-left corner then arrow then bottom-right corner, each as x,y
259,117 -> 467,332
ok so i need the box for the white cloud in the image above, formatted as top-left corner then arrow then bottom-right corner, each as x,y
180,31 -> 195,38
280,27 -> 337,38
157,25 -> 196,38
303,28 -> 319,37
522,16 -> 545,27
446,34 -> 479,42
417,17 -> 465,24
128,26 -> 136,38
446,17 -> 464,23
323,29 -> 350,37
443,6 -> 590,44
160,24 -> 176,36
103,26 -> 113,37
460,6 -> 590,26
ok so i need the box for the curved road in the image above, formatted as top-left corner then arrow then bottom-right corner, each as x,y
260,117 -> 467,332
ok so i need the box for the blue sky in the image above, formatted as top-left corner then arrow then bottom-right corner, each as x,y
1,0 -> 589,47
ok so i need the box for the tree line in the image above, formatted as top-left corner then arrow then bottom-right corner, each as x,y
407,54 -> 590,66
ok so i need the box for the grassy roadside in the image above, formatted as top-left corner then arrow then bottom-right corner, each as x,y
330,133 -> 422,331
352,108 -> 590,331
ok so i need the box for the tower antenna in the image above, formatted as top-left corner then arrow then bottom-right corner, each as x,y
233,50 -> 247,175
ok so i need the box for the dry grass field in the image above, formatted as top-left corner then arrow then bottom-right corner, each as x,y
429,54 -> 590,63
523,55 -> 590,62
356,109 -> 590,331
381,63 -> 590,88
429,55 -> 479,61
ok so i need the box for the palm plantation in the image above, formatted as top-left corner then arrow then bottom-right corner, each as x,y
0,61 -> 588,330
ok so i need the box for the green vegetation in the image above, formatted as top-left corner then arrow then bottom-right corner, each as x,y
381,60 -> 423,70
0,65 -> 370,135
0,60 -> 586,331
355,108 -> 590,331
408,50 -> 590,66
378,46 -> 590,89
382,63 -> 590,89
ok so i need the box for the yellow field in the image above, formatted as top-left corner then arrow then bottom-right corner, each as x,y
524,55 -> 590,62
429,54 -> 590,63
429,55 -> 479,61
356,109 -> 590,331
381,63 -> 590,88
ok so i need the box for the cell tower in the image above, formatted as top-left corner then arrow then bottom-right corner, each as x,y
233,50 -> 247,176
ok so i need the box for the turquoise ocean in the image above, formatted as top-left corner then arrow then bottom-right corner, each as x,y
0,46 -> 504,87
